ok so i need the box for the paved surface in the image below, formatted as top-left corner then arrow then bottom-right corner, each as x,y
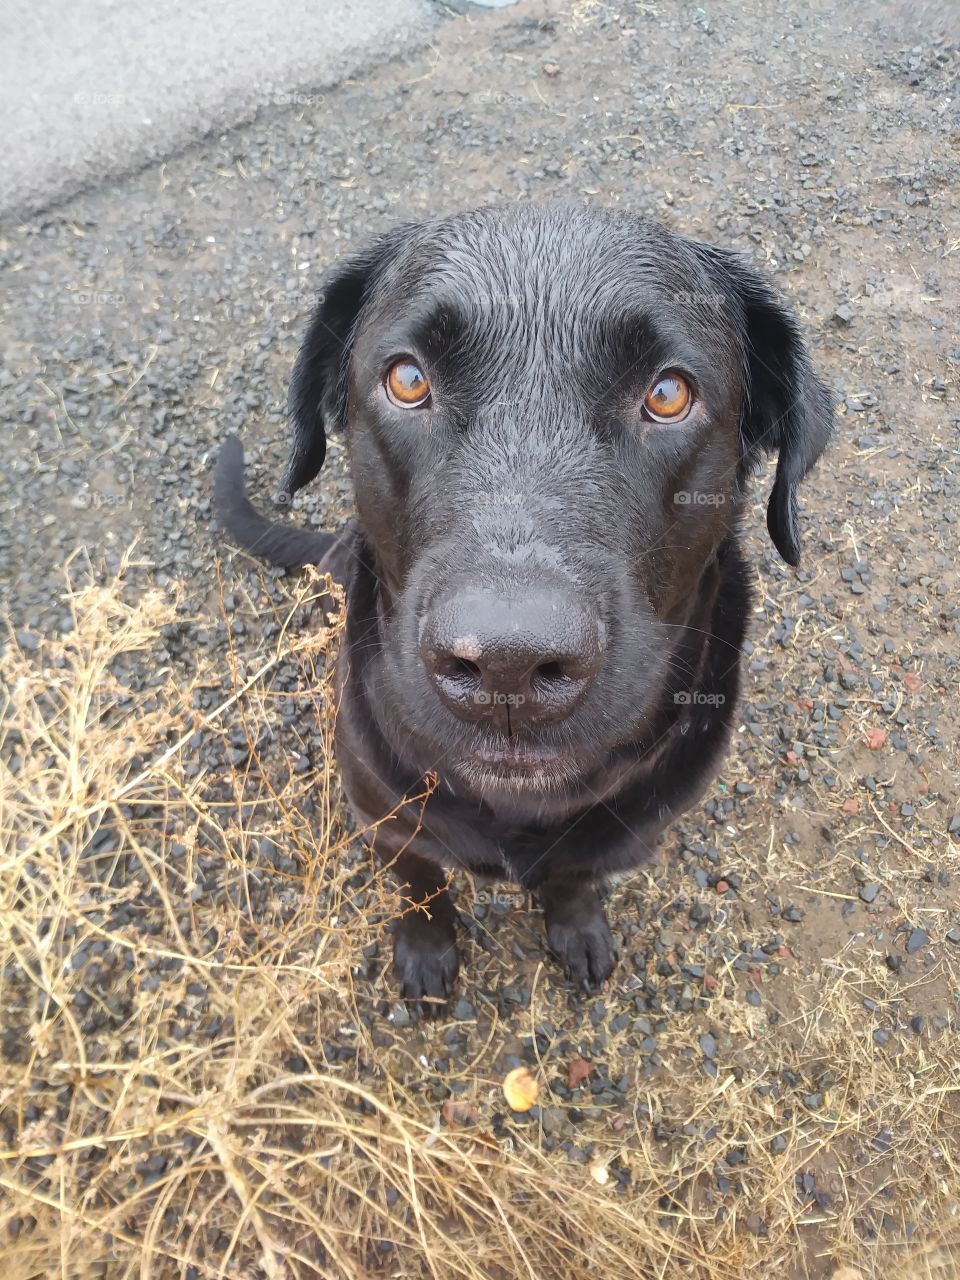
0,0 -> 441,216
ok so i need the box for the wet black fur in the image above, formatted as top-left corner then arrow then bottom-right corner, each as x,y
215,203 -> 833,1011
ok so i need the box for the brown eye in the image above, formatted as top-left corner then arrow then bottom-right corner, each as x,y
385,358 -> 431,408
642,372 -> 693,423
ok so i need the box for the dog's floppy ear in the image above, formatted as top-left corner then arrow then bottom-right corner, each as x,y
281,224 -> 415,501
700,246 -> 834,566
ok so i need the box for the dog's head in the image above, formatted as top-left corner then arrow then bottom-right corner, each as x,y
283,205 -> 832,796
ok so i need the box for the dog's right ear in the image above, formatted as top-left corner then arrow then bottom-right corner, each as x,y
281,225 -> 414,502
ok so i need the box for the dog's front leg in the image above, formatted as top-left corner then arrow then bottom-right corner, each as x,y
389,851 -> 459,1016
539,875 -> 615,992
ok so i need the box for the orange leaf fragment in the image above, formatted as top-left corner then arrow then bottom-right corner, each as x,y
442,1099 -> 479,1128
567,1058 -> 593,1089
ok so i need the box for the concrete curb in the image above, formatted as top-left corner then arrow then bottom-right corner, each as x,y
0,0 -> 443,217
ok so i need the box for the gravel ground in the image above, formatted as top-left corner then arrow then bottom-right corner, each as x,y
1,0 -> 959,1275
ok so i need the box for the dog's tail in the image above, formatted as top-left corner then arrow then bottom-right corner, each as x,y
213,435 -> 338,568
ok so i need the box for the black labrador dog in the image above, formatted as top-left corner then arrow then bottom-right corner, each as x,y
215,203 -> 832,1012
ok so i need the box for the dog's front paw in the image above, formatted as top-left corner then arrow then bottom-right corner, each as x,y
542,886 -> 616,991
392,910 -> 459,1018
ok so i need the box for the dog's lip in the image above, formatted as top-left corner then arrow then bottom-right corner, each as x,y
467,742 -> 571,771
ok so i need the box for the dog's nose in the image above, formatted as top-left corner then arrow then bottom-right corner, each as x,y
420,589 -> 603,725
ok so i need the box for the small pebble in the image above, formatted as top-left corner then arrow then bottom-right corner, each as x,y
905,929 -> 928,955
452,998 -> 476,1021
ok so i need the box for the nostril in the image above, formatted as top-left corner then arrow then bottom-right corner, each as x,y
434,653 -> 482,682
452,656 -> 481,679
535,660 -> 566,682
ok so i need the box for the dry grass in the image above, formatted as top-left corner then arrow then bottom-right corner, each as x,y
1,553 -> 958,1280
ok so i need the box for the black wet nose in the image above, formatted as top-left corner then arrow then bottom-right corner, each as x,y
420,589 -> 603,726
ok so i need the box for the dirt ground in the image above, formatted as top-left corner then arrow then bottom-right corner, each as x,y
1,1 -> 958,1277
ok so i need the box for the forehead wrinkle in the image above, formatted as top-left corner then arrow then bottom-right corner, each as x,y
368,209 -> 738,402
409,216 -> 629,346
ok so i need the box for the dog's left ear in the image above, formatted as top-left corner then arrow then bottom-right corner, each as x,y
699,246 -> 835,566
281,223 -> 417,501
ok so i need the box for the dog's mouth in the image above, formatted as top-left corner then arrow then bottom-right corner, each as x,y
446,736 -> 582,793
471,743 -> 570,771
